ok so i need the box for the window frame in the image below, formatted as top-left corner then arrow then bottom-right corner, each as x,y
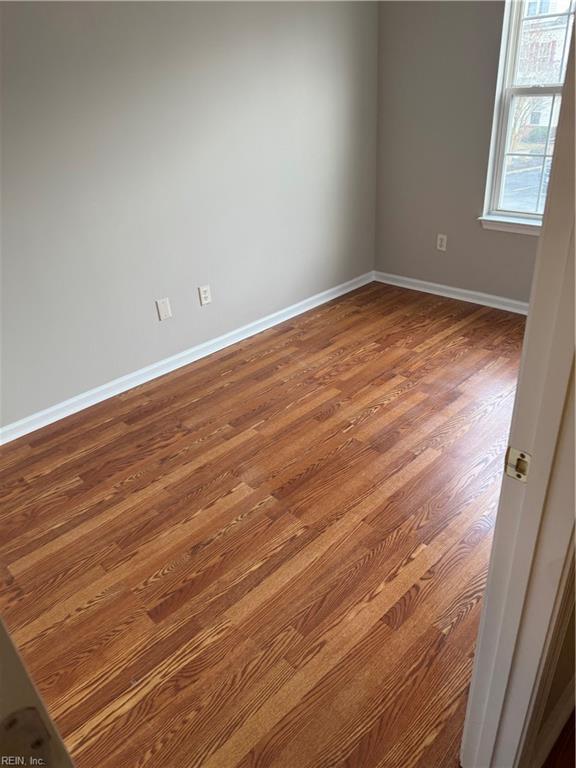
480,0 -> 574,235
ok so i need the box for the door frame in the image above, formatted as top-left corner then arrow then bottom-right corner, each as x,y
459,40 -> 575,768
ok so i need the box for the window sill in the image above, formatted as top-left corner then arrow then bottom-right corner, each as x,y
479,215 -> 542,236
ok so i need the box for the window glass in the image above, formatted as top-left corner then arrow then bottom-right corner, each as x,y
483,1 -> 574,221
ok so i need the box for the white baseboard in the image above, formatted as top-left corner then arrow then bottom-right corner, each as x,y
0,269 -> 529,445
533,678 -> 575,768
373,270 -> 529,315
0,272 -> 373,445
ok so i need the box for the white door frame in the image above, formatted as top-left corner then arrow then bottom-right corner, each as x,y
460,41 -> 575,768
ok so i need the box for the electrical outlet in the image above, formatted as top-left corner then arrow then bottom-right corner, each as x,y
155,297 -> 172,321
436,234 -> 448,252
198,285 -> 212,306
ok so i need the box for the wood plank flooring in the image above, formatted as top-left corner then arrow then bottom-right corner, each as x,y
0,283 -> 525,768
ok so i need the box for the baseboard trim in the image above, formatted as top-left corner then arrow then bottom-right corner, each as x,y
0,272 -> 374,445
373,271 -> 529,315
0,270 -> 529,444
533,678 -> 575,768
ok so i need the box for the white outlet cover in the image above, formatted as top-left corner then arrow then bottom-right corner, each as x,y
155,297 -> 172,321
436,234 -> 448,251
198,285 -> 212,306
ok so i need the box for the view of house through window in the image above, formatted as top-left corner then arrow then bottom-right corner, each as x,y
485,0 -> 574,220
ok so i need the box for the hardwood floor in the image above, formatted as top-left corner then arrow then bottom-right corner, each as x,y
0,283 -> 525,768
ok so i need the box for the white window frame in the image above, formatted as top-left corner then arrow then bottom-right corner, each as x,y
480,0 -> 574,236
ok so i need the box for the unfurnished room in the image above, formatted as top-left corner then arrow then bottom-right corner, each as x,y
0,3 -> 574,767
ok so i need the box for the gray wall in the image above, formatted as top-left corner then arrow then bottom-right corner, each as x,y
0,2 -> 378,425
1,1 -> 540,428
376,1 -> 537,301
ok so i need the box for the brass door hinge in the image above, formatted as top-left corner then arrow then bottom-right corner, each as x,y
505,447 -> 531,482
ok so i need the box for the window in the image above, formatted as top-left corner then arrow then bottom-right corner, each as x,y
481,0 -> 574,233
